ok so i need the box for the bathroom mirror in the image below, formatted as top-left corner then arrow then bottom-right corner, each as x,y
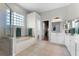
75,20 -> 79,34
53,26 -> 56,31
64,19 -> 79,35
64,21 -> 70,34
52,22 -> 60,33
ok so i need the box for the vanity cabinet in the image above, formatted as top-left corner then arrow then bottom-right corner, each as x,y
50,19 -> 65,45
76,44 -> 79,56
50,33 -> 64,45
56,33 -> 64,44
75,36 -> 79,56
70,38 -> 75,56
65,35 -> 76,56
65,35 -> 70,52
50,33 -> 57,43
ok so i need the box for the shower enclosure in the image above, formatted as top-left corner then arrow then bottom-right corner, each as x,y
0,3 -> 13,56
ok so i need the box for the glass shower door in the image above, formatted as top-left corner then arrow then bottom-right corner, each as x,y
0,3 -> 12,56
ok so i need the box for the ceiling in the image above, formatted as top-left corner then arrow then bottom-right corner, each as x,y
18,3 -> 70,13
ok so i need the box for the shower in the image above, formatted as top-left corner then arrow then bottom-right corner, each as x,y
0,3 -> 13,56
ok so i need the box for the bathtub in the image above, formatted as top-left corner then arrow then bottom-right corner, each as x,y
14,36 -> 37,55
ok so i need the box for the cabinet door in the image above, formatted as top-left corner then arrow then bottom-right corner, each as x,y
67,39 -> 71,52
56,34 -> 64,44
70,39 -> 75,56
65,35 -> 70,50
50,33 -> 57,43
77,44 -> 79,56
51,33 -> 65,44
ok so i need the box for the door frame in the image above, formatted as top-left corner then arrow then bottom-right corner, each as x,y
42,20 -> 50,41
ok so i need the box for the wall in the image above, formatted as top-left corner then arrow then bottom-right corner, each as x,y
41,4 -> 79,23
41,5 -> 68,21
66,4 -> 79,19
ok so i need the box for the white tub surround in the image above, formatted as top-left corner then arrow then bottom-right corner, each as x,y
14,37 -> 37,55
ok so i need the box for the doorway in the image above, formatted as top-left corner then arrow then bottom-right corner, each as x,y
43,21 -> 49,41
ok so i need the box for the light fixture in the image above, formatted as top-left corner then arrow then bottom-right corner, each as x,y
51,16 -> 62,22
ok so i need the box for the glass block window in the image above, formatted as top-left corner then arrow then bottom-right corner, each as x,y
6,9 -> 10,25
6,10 -> 24,26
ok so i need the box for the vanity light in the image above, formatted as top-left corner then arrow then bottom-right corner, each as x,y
51,17 -> 62,22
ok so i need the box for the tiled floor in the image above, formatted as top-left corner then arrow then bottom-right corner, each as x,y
0,48 -> 9,56
16,40 -> 70,56
43,36 -> 48,41
0,39 -> 10,56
